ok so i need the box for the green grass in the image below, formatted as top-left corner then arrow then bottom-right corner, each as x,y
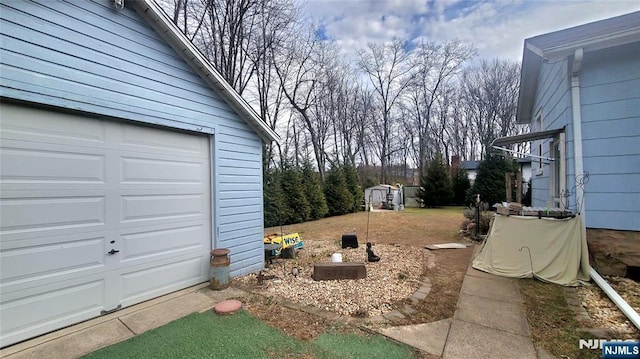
82,310 -> 415,359
315,331 -> 415,359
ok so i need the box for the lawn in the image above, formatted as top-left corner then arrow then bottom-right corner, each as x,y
266,207 -> 466,246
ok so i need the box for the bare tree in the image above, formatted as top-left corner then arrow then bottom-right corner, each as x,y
461,58 -> 522,158
274,25 -> 334,180
358,40 -> 414,183
403,40 -> 476,174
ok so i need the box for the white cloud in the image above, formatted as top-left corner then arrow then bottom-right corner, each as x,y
300,0 -> 640,62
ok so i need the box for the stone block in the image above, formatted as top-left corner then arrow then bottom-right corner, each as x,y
312,262 -> 366,281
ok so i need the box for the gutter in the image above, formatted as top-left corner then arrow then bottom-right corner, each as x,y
571,48 -> 585,219
589,267 -> 640,331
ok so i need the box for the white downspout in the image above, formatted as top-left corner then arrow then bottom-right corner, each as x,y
590,267 -> 640,330
571,48 -> 585,218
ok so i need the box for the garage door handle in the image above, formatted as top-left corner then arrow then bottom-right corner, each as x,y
107,249 -> 120,255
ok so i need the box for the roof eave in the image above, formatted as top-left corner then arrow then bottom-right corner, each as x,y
542,27 -> 640,60
131,0 -> 280,144
517,18 -> 640,126
516,44 -> 543,125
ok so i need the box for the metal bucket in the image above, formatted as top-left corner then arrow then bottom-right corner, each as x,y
210,248 -> 230,290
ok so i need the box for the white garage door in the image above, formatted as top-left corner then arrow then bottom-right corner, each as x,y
0,103 -> 212,347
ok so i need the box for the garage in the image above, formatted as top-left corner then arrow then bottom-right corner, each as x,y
0,103 -> 212,346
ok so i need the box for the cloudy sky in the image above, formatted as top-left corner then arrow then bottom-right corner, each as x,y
300,0 -> 639,62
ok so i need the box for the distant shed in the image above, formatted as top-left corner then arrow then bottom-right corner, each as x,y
364,184 -> 401,209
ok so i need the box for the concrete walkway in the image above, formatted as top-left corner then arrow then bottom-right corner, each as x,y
2,255 -> 546,359
375,263 -> 541,359
441,266 -> 538,359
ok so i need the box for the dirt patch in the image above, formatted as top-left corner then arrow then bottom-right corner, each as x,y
241,208 -> 473,342
587,228 -> 640,277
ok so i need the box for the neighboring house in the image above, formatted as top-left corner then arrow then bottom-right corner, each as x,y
516,157 -> 533,184
516,157 -> 532,195
364,184 -> 402,209
0,0 -> 278,347
493,11 -> 640,231
460,160 -> 480,183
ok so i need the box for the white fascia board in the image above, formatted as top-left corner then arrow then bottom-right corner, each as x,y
541,28 -> 640,60
132,0 -> 280,144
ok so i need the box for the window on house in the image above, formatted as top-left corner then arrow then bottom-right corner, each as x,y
535,110 -> 543,174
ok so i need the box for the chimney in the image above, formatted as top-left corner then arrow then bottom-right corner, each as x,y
451,155 -> 460,177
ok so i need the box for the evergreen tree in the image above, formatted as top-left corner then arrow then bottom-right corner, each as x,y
452,168 -> 471,205
324,166 -> 353,216
302,163 -> 328,220
263,167 -> 289,227
280,164 -> 310,224
343,164 -> 362,212
419,153 -> 453,207
466,151 -> 517,206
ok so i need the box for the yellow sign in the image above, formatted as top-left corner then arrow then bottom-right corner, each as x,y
264,233 -> 304,255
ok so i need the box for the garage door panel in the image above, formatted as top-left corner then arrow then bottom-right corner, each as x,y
121,156 -> 206,185
0,236 -> 105,286
0,103 -> 106,146
0,196 -> 106,236
121,124 -> 208,158
118,255 -> 207,306
120,224 -> 205,263
121,194 -> 206,223
0,278 -> 106,347
0,146 -> 105,185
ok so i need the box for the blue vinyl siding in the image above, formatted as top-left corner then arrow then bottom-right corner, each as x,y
0,0 -> 266,275
529,42 -> 640,231
578,43 -> 640,231
530,58 -> 572,209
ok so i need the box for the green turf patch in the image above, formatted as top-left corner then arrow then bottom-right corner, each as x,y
82,310 -> 416,359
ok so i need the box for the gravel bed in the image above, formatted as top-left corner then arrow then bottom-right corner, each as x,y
236,240 -> 432,317
577,276 -> 640,333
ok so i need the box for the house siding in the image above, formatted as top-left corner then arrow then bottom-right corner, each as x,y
530,58 -> 573,208
578,43 -> 640,231
0,0 -> 265,275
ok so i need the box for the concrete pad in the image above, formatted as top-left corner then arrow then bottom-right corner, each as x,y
443,319 -> 536,359
382,310 -> 406,320
460,275 -> 522,303
3,320 -> 133,359
377,318 -> 451,356
214,299 -> 243,315
119,291 -> 214,334
454,293 -> 530,336
426,243 -> 467,250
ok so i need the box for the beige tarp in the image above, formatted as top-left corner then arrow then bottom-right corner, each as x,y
472,214 -> 590,286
